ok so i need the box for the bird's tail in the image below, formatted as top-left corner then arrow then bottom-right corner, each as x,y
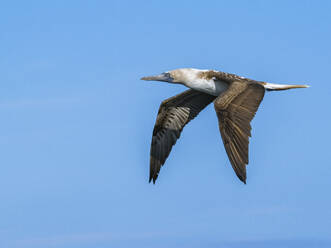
262,82 -> 310,91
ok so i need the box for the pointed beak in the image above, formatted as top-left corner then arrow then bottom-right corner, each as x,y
141,73 -> 170,82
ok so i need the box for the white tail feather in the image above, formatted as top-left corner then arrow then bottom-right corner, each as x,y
263,83 -> 309,91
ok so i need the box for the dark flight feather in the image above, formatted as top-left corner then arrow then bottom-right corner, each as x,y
214,81 -> 265,183
150,89 -> 216,183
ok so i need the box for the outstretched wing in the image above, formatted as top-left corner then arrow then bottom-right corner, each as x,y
214,81 -> 265,183
150,89 -> 216,183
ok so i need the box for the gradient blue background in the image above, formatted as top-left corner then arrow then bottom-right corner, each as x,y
0,1 -> 330,247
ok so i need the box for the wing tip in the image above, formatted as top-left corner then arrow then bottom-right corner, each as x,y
238,174 -> 247,184
149,175 -> 158,184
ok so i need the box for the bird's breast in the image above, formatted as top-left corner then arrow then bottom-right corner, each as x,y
184,78 -> 228,96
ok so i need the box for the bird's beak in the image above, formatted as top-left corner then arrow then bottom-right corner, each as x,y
141,73 -> 170,82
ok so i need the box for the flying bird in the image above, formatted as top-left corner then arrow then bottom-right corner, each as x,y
141,68 -> 308,184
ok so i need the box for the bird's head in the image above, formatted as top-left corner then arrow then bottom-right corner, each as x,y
141,68 -> 200,85
141,71 -> 175,83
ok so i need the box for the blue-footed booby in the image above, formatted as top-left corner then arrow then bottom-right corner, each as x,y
141,68 -> 309,184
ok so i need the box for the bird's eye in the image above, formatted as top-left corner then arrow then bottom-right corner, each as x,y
163,73 -> 171,77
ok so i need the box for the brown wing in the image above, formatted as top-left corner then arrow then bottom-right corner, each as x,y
150,89 -> 216,183
214,81 -> 265,183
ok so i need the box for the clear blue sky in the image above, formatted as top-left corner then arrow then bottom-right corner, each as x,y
0,1 -> 330,247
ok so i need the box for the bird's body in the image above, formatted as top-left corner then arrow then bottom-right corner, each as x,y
183,72 -> 229,96
141,68 -> 309,184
